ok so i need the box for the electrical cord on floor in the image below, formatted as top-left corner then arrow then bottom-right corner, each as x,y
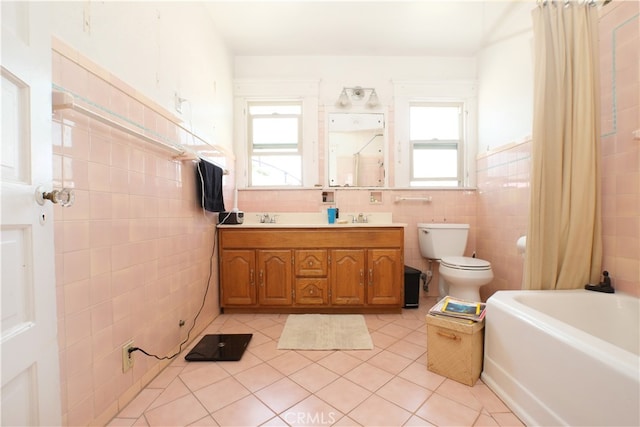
128,225 -> 218,361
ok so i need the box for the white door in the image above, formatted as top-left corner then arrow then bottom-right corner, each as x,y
1,2 -> 62,425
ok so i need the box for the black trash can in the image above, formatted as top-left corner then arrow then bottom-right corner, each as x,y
404,266 -> 421,308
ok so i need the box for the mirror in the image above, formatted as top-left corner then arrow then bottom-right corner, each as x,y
328,113 -> 385,187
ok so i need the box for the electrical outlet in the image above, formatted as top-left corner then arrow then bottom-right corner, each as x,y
122,340 -> 134,373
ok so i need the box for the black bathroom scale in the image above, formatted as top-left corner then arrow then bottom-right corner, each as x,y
184,334 -> 252,362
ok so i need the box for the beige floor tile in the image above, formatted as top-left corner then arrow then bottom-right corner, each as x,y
146,366 -> 183,389
248,340 -> 284,362
332,415 -> 362,426
376,376 -> 432,412
233,362 -> 284,392
377,322 -> 414,339
186,415 -> 218,426
317,351 -> 362,375
474,413 -> 500,426
254,377 -> 310,414
295,349 -> 333,362
112,310 -> 521,427
403,414 -> 436,426
491,412 -> 525,426
315,377 -> 371,414
386,338 -> 427,361
369,330 -> 399,349
392,317 -> 427,331
219,350 -> 263,375
211,394 -> 275,427
281,395 -> 342,426
397,361 -> 447,391
436,378 -> 483,411
343,362 -> 394,392
117,389 -> 162,418
471,382 -> 511,413
148,377 -> 191,410
289,362 -> 339,392
193,376 -> 250,413
349,394 -> 412,427
403,329 -> 428,347
267,350 -> 313,376
367,349 -> 413,375
362,315 -> 390,331
415,393 -> 480,427
179,363 -> 229,392
144,394 -> 208,427
260,416 -> 289,426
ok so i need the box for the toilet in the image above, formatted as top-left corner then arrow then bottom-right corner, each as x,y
418,223 -> 493,302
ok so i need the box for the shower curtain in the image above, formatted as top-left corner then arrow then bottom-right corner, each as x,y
524,1 -> 603,290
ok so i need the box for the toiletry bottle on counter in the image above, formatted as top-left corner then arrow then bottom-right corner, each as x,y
327,207 -> 337,224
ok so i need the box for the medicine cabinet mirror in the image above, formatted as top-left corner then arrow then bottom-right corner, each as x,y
328,113 -> 386,187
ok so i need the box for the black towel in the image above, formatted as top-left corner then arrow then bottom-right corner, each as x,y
196,159 -> 225,212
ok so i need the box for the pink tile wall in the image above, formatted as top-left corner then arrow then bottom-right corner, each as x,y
476,2 -> 639,299
52,47 -> 232,426
599,1 -> 640,296
476,141 -> 531,299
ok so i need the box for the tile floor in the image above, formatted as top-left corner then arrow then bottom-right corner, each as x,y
108,299 -> 524,426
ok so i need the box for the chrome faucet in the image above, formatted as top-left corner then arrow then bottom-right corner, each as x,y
355,213 -> 368,223
258,213 -> 277,223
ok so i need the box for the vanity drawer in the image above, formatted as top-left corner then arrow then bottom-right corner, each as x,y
295,278 -> 328,305
295,250 -> 328,276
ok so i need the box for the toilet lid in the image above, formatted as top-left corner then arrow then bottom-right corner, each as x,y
441,256 -> 491,270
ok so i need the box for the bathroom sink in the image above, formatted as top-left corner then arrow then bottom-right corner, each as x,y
226,212 -> 403,228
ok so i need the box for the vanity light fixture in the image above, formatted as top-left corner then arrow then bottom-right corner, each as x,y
336,86 -> 379,108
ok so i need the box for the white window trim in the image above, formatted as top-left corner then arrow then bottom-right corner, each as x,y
234,80 -> 319,188
393,81 -> 478,188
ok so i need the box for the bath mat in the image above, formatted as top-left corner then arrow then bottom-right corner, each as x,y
277,314 -> 373,350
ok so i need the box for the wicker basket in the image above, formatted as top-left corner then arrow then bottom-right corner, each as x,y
426,314 -> 485,386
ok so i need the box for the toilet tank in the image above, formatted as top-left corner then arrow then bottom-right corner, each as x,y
417,223 -> 469,259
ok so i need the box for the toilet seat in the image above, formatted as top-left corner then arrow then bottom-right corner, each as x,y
441,256 -> 491,271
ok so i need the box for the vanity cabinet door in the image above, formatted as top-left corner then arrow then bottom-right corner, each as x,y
330,249 -> 366,306
367,249 -> 403,306
220,250 -> 256,306
257,250 -> 293,306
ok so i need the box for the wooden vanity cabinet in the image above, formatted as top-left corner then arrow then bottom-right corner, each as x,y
220,249 -> 292,307
218,227 -> 404,313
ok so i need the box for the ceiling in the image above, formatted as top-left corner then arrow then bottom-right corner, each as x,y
204,1 -> 536,57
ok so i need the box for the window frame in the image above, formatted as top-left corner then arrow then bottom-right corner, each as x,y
409,101 -> 465,187
247,101 -> 303,187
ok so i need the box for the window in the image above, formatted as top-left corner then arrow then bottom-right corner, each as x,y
409,102 -> 464,187
248,102 -> 302,186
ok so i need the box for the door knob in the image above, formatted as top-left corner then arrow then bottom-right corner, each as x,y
35,186 -> 75,207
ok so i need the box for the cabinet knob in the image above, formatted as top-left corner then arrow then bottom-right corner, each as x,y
308,260 -> 313,267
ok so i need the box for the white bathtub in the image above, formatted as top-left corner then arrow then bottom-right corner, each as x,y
482,290 -> 640,426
